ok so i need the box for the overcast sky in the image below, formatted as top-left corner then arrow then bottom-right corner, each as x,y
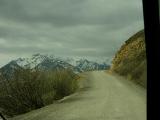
0,0 -> 144,67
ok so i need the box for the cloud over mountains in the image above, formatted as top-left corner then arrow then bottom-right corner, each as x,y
0,0 -> 144,67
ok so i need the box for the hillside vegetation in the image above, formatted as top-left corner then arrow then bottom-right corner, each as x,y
110,30 -> 147,88
0,69 -> 79,116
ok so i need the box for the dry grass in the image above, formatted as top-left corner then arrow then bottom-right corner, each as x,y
110,30 -> 147,88
0,68 -> 79,116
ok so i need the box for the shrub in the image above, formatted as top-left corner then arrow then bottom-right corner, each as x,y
111,30 -> 147,87
0,68 -> 79,116
0,69 -> 46,116
50,69 -> 79,100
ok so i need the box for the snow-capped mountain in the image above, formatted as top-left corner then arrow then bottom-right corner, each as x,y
75,59 -> 109,71
16,54 -> 55,69
0,54 -> 110,77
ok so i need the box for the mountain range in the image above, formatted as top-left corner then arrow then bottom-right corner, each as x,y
0,54 -> 110,77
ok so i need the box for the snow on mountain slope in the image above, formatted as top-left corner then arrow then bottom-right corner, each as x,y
0,54 -> 110,77
16,54 -> 54,69
75,59 -> 110,71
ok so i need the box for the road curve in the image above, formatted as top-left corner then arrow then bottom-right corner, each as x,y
11,71 -> 146,120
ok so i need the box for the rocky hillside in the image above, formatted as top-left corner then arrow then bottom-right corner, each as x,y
110,30 -> 147,88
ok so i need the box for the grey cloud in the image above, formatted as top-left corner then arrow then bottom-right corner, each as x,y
0,0 -> 143,27
0,0 -> 144,67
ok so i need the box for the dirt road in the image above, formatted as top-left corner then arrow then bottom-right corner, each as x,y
11,71 -> 146,120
